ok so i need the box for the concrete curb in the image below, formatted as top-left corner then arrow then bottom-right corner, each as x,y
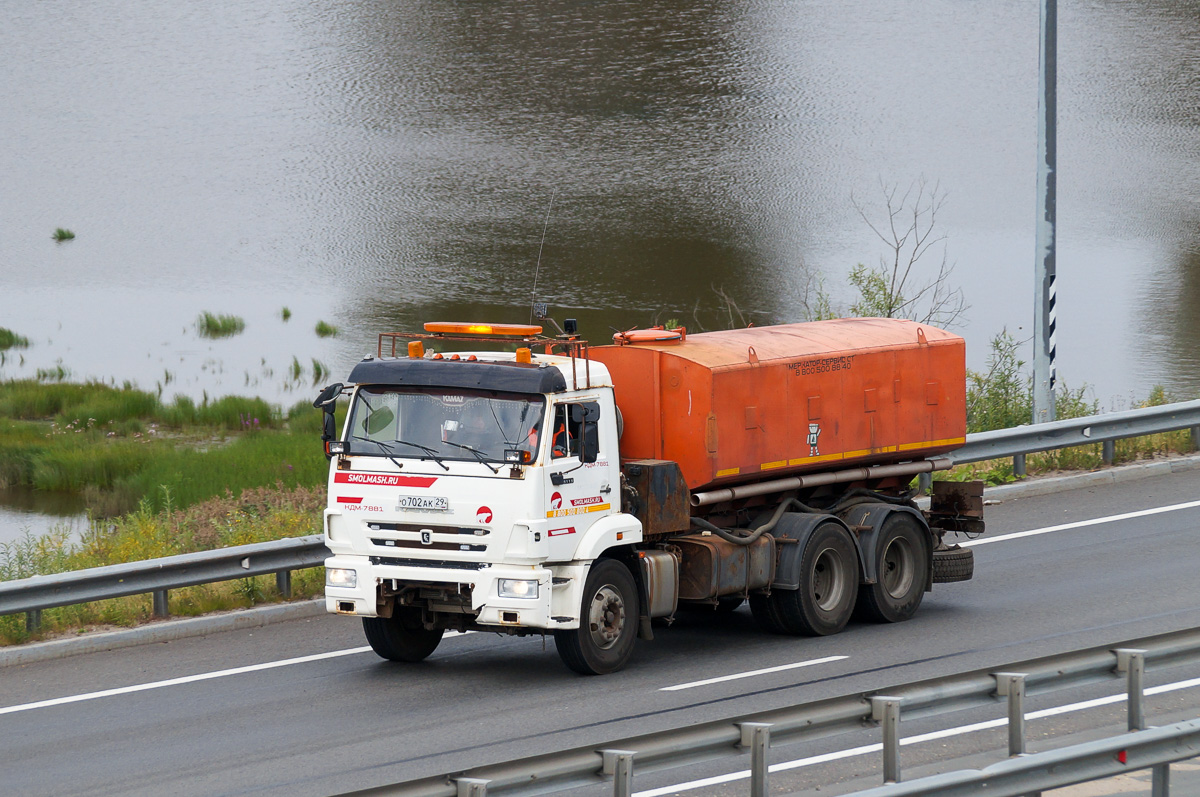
4,453 -> 1200,667
977,451 -> 1200,502
0,598 -> 325,668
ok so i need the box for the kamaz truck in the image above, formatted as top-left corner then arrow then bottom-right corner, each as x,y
316,317 -> 980,674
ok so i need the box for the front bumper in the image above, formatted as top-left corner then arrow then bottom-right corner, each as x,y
324,555 -> 586,629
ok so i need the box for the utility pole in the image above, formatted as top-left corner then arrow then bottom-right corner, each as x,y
1033,0 -> 1057,423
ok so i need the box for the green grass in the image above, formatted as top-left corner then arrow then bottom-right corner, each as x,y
196,312 -> 245,339
0,484 -> 326,645
315,320 -> 338,338
0,328 -> 30,351
0,379 -> 339,514
52,228 -> 75,241
280,306 -> 292,322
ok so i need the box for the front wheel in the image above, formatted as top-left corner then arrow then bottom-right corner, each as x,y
555,559 -> 639,675
856,513 -> 930,623
362,608 -> 444,662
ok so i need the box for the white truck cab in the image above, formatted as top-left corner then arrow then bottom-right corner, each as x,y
319,337 -> 643,673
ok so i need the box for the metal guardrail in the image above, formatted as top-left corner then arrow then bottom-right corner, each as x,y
848,717 -> 1200,797
0,535 -> 327,631
334,627 -> 1200,797
949,398 -> 1200,475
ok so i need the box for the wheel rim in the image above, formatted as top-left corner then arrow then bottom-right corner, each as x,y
881,536 -> 915,599
587,584 -> 626,650
811,546 -> 849,613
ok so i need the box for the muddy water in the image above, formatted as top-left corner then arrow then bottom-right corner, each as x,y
2,0 -> 1198,533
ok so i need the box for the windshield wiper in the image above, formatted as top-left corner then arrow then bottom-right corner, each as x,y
354,436 -> 450,471
443,441 -> 500,473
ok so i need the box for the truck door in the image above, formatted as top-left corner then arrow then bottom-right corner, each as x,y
544,399 -> 615,560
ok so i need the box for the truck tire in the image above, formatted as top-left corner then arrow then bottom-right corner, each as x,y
855,513 -> 929,623
769,521 -> 858,636
362,609 -> 444,662
555,559 -> 639,675
749,593 -> 788,633
932,546 -> 974,582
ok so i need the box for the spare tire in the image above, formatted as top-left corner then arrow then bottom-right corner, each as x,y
932,546 -> 974,583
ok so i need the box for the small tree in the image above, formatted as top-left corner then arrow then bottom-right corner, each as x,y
820,178 -> 967,327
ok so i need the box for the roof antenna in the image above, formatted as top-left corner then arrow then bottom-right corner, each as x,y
529,188 -> 557,324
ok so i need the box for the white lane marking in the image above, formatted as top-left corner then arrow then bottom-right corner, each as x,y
0,646 -> 374,717
633,674 -> 1200,797
963,499 -> 1200,547
0,630 -> 479,717
661,656 -> 849,691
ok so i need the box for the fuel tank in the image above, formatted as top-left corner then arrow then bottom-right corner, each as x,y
590,318 -> 966,493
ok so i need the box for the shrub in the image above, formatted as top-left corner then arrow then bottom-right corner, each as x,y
0,328 -> 30,351
196,312 -> 245,339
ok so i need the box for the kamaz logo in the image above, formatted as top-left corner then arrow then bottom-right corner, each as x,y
421,531 -> 432,545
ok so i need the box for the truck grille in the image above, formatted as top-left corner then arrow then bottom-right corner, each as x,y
368,522 -> 488,537
370,556 -> 491,571
371,538 -> 487,553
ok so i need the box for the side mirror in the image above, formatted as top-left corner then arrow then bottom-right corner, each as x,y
313,382 -> 344,409
314,383 -> 344,456
576,401 -> 600,463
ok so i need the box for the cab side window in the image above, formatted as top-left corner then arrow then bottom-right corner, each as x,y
551,401 -> 600,460
550,404 -> 577,459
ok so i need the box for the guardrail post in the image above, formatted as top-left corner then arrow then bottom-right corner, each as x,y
1192,426 -> 1200,453
152,589 -> 169,618
601,749 -> 636,797
1013,453 -> 1027,478
1115,648 -> 1147,731
26,609 -> 41,634
454,777 -> 489,797
738,722 -> 772,797
994,672 -> 1029,756
1152,763 -> 1170,796
871,696 -> 903,783
276,570 -> 292,599
1102,440 -> 1115,465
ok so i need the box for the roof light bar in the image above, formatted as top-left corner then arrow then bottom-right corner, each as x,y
423,322 -> 543,336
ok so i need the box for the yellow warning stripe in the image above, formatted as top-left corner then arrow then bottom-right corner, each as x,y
898,436 -> 965,451
546,503 -> 612,519
715,467 -> 741,477
774,437 -> 965,470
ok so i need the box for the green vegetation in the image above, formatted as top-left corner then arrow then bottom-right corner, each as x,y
52,228 -> 75,242
35,364 -> 70,382
0,379 -> 337,516
315,320 -> 338,338
196,312 -> 245,339
0,328 -> 30,351
0,378 -> 347,643
934,335 -> 1198,485
280,306 -> 292,322
0,485 -> 326,645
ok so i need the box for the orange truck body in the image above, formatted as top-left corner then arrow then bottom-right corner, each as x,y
589,318 -> 967,493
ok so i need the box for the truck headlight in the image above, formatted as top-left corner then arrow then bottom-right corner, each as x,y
498,579 -> 538,599
326,568 -> 357,589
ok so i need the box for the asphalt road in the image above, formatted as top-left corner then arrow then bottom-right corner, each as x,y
2,469 -> 1199,797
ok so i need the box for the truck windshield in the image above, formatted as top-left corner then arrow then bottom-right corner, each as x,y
346,386 -> 546,465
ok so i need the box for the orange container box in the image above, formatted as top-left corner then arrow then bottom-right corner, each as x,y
589,318 -> 966,492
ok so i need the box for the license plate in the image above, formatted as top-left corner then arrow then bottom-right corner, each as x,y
396,495 -> 449,511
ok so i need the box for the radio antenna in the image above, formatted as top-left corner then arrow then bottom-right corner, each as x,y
529,188 -> 557,323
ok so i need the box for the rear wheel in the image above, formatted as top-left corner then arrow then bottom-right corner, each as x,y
769,522 -> 858,636
362,608 -> 444,662
555,559 -> 639,675
856,513 -> 929,623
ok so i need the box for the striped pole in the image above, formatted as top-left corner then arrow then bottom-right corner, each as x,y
1033,0 -> 1058,424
